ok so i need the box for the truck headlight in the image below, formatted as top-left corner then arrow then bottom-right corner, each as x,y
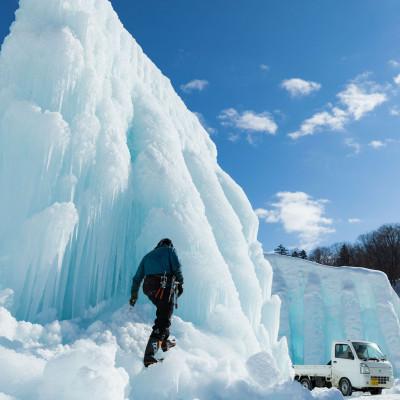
360,363 -> 370,374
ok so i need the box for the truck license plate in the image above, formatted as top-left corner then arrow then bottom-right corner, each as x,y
370,378 -> 378,386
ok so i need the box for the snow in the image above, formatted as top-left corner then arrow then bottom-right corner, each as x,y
0,299 -> 345,400
352,394 -> 400,399
267,254 -> 400,376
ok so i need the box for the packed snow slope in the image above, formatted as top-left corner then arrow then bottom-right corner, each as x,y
267,254 -> 400,375
0,290 -> 346,400
0,0 -> 321,399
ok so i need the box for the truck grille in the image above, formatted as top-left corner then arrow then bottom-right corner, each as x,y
371,376 -> 390,385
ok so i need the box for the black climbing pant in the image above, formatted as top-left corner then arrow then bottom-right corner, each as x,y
143,275 -> 174,361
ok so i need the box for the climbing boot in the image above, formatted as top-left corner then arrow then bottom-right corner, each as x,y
144,336 -> 161,367
161,338 -> 176,352
144,355 -> 159,368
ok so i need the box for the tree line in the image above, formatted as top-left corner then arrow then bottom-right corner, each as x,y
274,244 -> 308,259
274,223 -> 400,286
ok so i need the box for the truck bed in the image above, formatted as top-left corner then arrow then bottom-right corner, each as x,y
294,364 -> 331,378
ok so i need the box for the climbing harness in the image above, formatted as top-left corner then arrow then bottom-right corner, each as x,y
169,276 -> 180,309
153,273 -> 180,308
154,272 -> 168,300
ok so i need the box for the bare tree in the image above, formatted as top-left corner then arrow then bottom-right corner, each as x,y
309,246 -> 336,266
310,224 -> 400,285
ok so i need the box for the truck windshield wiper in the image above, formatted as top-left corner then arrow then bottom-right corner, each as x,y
368,357 -> 380,361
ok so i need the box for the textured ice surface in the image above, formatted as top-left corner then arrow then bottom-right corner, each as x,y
0,0 -> 298,396
0,0 -> 280,349
267,254 -> 400,375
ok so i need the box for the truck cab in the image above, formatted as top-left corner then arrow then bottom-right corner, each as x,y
294,339 -> 394,396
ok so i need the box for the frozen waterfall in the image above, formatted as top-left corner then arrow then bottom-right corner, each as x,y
0,0 -> 287,375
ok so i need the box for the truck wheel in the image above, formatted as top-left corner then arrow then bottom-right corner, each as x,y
370,388 -> 382,395
339,378 -> 352,397
299,377 -> 312,390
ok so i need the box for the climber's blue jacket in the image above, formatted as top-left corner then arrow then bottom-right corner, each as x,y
131,245 -> 183,295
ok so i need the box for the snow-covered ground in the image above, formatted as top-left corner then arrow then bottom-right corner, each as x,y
353,395 -> 399,399
267,253 -> 400,377
0,288 -> 346,400
331,391 -> 399,399
358,396 -> 399,399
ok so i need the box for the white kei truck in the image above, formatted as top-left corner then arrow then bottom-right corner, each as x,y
294,340 -> 394,396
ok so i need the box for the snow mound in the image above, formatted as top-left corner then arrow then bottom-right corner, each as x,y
267,254 -> 400,375
0,299 -> 344,400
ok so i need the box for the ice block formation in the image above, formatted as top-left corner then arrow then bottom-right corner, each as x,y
0,0 -> 289,383
268,253 -> 400,375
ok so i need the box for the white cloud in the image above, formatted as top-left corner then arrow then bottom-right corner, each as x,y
348,218 -> 361,224
289,80 -> 387,139
256,192 -> 335,249
218,108 -> 278,142
394,74 -> 400,86
228,132 -> 240,142
389,59 -> 400,68
390,107 -> 400,116
369,140 -> 386,149
338,83 -> 387,120
345,138 -> 361,155
180,79 -> 209,93
255,208 -> 277,221
289,107 -> 347,139
386,138 -> 400,144
281,78 -> 321,97
194,112 -> 216,135
260,64 -> 269,71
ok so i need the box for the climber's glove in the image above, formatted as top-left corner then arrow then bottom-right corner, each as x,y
129,292 -> 138,307
177,283 -> 183,297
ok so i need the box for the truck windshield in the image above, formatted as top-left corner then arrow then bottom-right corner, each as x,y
352,342 -> 385,361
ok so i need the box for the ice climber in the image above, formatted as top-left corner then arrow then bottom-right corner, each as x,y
129,238 -> 184,367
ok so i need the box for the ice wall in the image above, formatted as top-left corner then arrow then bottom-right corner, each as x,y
267,253 -> 400,375
0,0 -> 287,375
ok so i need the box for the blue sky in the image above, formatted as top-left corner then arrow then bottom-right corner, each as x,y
1,0 -> 400,251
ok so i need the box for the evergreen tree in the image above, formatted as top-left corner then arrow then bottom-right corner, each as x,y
291,249 -> 299,258
299,249 -> 308,259
274,244 -> 289,256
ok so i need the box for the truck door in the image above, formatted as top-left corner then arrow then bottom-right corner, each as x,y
332,343 -> 356,386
